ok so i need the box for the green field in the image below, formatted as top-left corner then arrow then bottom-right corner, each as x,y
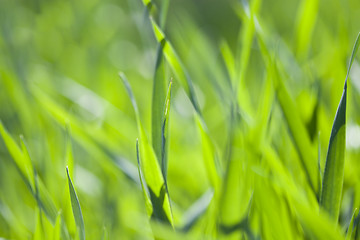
1,0 -> 360,239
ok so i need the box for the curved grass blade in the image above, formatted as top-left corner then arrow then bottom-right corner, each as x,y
320,33 -> 360,221
120,72 -> 173,226
66,166 -> 85,240
346,208 -> 358,240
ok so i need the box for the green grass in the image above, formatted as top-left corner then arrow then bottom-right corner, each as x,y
1,0 -> 360,239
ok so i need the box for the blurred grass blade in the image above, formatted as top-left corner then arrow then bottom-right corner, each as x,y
37,177 -> 58,224
101,226 -> 108,240
53,211 -> 62,240
34,207 -> 44,240
294,0 -> 319,59
320,33 -> 360,221
195,115 -> 221,190
120,72 -> 173,226
181,189 -> 213,231
66,166 -> 85,240
273,60 -> 318,194
346,208 -> 358,240
0,121 -> 35,191
0,121 -> 58,224
149,17 -> 201,115
31,85 -> 139,183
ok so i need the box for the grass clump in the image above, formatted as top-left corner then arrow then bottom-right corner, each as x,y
1,0 -> 360,239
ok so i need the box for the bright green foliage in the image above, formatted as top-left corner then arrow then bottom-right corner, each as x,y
1,0 -> 360,239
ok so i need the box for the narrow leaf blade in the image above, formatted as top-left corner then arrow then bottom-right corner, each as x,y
66,166 -> 85,240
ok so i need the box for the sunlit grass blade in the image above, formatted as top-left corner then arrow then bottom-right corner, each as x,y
0,121 -> 34,191
120,72 -> 173,226
152,46 -> 167,167
320,33 -> 360,221
346,208 -> 358,240
66,166 -> 85,240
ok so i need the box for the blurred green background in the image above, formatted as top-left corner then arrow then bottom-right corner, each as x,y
1,0 -> 360,239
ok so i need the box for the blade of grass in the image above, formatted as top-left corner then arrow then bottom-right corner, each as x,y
0,121 -> 58,224
149,17 -> 201,115
66,166 -> 85,240
136,139 -> 153,217
161,81 -> 172,180
152,45 -> 167,167
101,226 -> 108,240
120,72 -> 173,226
255,24 -> 319,194
320,32 -> 360,221
346,208 -> 358,240
181,189 -> 213,231
0,121 -> 35,191
235,0 -> 262,119
145,11 -> 222,198
294,0 -> 319,60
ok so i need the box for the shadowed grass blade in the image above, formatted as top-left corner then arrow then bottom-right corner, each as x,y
66,166 -> 85,240
320,33 -> 360,221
